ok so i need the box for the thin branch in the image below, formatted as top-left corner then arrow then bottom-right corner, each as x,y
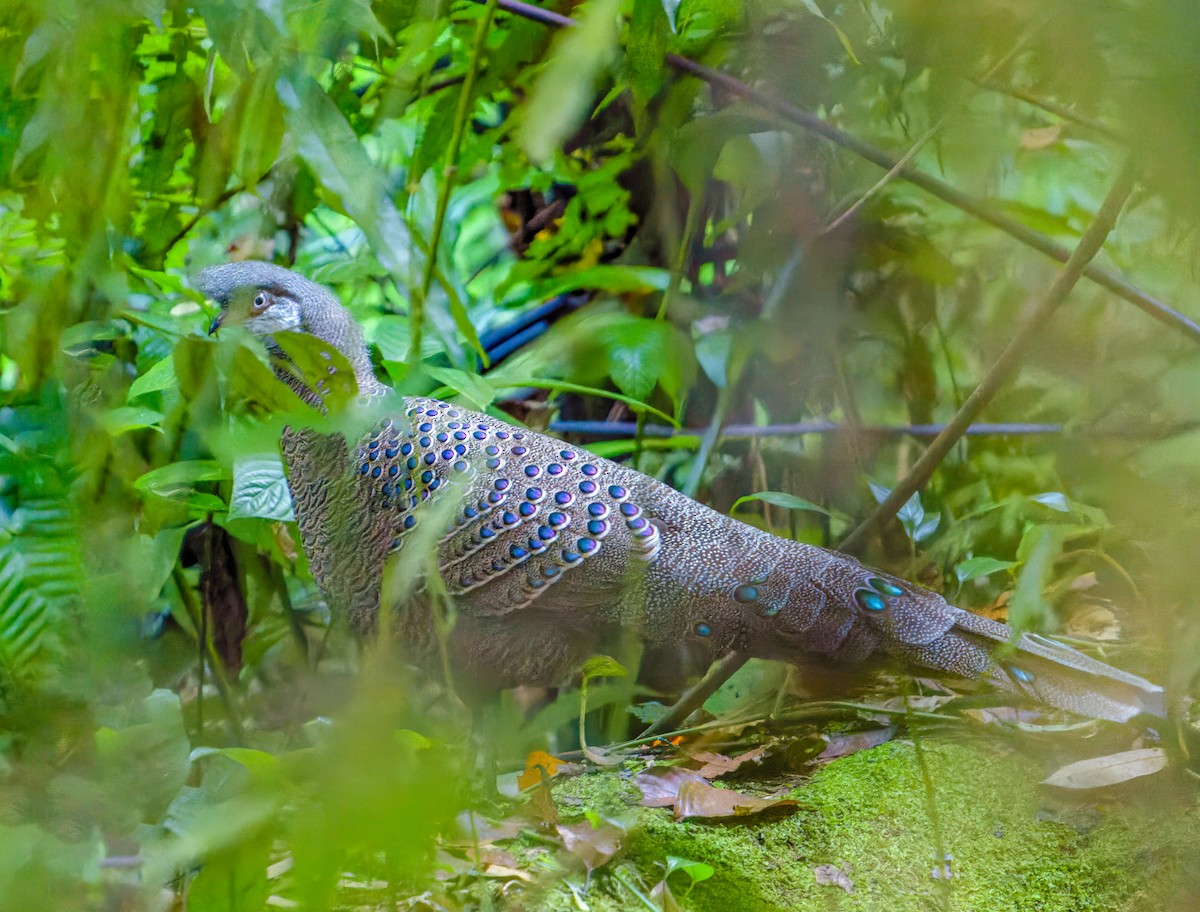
638,650 -> 751,738
838,164 -> 1138,554
484,0 -> 1200,345
547,419 -> 1195,440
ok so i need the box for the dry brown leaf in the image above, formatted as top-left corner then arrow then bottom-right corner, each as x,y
691,746 -> 767,779
650,880 -> 685,912
818,727 -> 895,761
673,779 -> 798,821
1043,748 -> 1167,789
480,864 -> 533,882
978,591 -> 1010,622
557,821 -> 622,871
813,863 -> 854,893
636,766 -> 708,807
1065,603 -> 1121,641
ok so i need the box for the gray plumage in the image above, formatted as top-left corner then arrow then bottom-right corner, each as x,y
196,261 -> 1165,722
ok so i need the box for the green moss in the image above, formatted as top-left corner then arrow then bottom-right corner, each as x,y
521,738 -> 1198,911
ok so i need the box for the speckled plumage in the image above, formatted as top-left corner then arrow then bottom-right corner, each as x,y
197,262 -> 1165,722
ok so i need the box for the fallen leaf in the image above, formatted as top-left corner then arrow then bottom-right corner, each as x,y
557,821 -> 622,871
650,880 -> 685,912
1043,748 -> 1167,789
692,746 -> 767,778
813,863 -> 854,893
481,864 -> 534,882
1065,603 -> 1120,641
518,750 -> 567,791
818,727 -> 895,761
636,766 -> 708,807
673,779 -> 798,821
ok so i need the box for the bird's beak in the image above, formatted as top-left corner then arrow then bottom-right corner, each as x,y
208,313 -> 224,335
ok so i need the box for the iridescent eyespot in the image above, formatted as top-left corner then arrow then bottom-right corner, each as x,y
869,577 -> 904,597
855,589 -> 886,612
694,622 -> 712,637
1009,666 -> 1035,684
733,585 -> 758,604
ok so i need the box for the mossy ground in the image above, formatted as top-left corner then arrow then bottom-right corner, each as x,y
523,737 -> 1199,912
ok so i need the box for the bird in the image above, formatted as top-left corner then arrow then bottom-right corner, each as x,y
196,260 -> 1165,723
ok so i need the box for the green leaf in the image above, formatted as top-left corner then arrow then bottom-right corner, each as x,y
424,364 -> 498,412
664,855 -> 715,885
127,356 -> 177,401
99,406 -> 163,435
580,655 -> 628,682
518,0 -> 623,164
135,460 -> 228,497
732,491 -> 829,515
796,0 -> 861,65
955,556 -> 1017,584
229,456 -> 294,522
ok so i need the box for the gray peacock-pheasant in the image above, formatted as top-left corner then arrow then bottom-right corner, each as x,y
197,260 -> 1164,723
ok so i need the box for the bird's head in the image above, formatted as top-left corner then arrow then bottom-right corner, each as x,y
196,260 -> 327,338
194,260 -> 387,399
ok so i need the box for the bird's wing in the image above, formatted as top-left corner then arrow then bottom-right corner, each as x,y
351,397 -> 661,618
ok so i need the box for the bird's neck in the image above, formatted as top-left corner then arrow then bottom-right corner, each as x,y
273,305 -> 389,408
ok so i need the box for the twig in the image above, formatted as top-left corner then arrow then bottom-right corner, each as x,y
547,419 -> 1195,439
639,650 -> 751,738
838,164 -> 1138,554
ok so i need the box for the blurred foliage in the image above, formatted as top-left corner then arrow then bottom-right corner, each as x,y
1,0 -> 1199,909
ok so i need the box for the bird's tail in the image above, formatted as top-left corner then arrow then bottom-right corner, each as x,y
903,607 -> 1165,722
737,539 -> 1164,723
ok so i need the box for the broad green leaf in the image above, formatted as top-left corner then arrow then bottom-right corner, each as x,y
664,855 -> 715,885
424,364 -> 498,412
127,356 -> 177,401
100,406 -> 163,435
135,460 -> 228,496
229,456 -> 294,522
955,556 -> 1017,584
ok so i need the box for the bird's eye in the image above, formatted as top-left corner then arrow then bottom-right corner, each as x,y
251,292 -> 269,313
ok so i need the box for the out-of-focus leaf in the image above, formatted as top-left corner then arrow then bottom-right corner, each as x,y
813,863 -> 855,893
135,460 -> 228,496
955,556 -> 1017,584
580,655 -> 628,682
1043,749 -> 1167,789
127,357 -> 177,401
556,819 -> 622,871
99,406 -> 163,435
517,750 -> 569,791
1031,492 -> 1071,512
519,0 -> 622,164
